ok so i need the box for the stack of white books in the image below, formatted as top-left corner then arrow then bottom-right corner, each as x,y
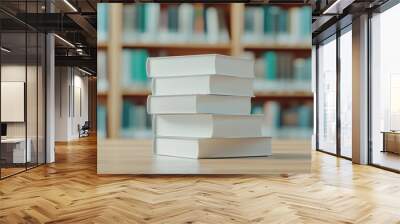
147,54 -> 272,159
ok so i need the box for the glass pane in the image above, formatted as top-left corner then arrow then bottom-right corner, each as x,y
38,32 -> 45,165
1,30 -> 27,177
27,30 -> 38,169
317,37 -> 337,154
371,4 -> 400,171
339,29 -> 352,158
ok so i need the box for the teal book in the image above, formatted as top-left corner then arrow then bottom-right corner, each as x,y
298,105 -> 312,127
269,102 -> 281,129
130,50 -> 149,84
305,57 -> 312,80
136,4 -> 147,33
122,100 -> 133,129
122,50 -> 132,85
251,104 -> 263,115
129,102 -> 136,128
301,7 -> 312,37
263,6 -> 272,34
264,52 -> 277,80
269,6 -> 280,34
138,50 -> 149,83
97,4 -> 108,41
168,6 -> 179,32
278,9 -> 288,34
97,105 -> 107,138
244,8 -> 255,33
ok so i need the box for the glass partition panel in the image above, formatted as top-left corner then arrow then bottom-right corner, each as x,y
371,4 -> 400,171
37,32 -> 45,165
1,30 -> 27,177
339,28 -> 352,158
317,36 -> 337,154
27,30 -> 38,169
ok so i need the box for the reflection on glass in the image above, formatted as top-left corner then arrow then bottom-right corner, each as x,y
340,29 -> 352,158
318,37 -> 337,154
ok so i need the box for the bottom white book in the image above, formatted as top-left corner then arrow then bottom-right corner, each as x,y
154,137 -> 272,159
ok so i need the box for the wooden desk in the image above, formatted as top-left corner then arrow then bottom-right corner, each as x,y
382,131 -> 400,154
98,139 -> 311,174
1,138 -> 31,163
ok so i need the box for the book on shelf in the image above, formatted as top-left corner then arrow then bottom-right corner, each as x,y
155,137 -> 272,159
147,95 -> 251,115
97,4 -> 108,42
246,51 -> 311,92
97,51 -> 108,92
97,105 -> 107,139
243,5 -> 311,45
152,75 -> 253,96
122,3 -> 229,44
121,100 -> 152,138
253,101 -> 313,139
155,114 -> 264,138
147,54 -> 254,78
122,49 -> 149,88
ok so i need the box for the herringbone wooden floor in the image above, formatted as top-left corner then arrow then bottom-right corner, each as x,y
1,136 -> 400,224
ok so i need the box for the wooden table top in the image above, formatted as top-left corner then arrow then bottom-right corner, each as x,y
98,139 -> 311,174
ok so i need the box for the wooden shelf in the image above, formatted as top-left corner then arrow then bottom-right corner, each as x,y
99,89 -> 313,99
98,42 -> 231,51
122,89 -> 150,96
243,43 -> 311,51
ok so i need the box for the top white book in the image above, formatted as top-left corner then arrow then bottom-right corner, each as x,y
146,54 -> 254,78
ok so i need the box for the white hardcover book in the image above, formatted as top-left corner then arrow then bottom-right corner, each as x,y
152,75 -> 253,96
147,95 -> 251,115
155,114 -> 263,138
147,54 -> 254,78
155,137 -> 272,159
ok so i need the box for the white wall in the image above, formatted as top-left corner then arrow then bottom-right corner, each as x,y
55,67 -> 89,141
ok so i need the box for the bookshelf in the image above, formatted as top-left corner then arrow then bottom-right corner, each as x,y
97,3 -> 313,140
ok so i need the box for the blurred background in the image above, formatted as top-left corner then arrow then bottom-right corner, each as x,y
97,3 -> 312,141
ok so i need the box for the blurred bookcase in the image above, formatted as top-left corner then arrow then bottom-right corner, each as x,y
97,3 -> 313,140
